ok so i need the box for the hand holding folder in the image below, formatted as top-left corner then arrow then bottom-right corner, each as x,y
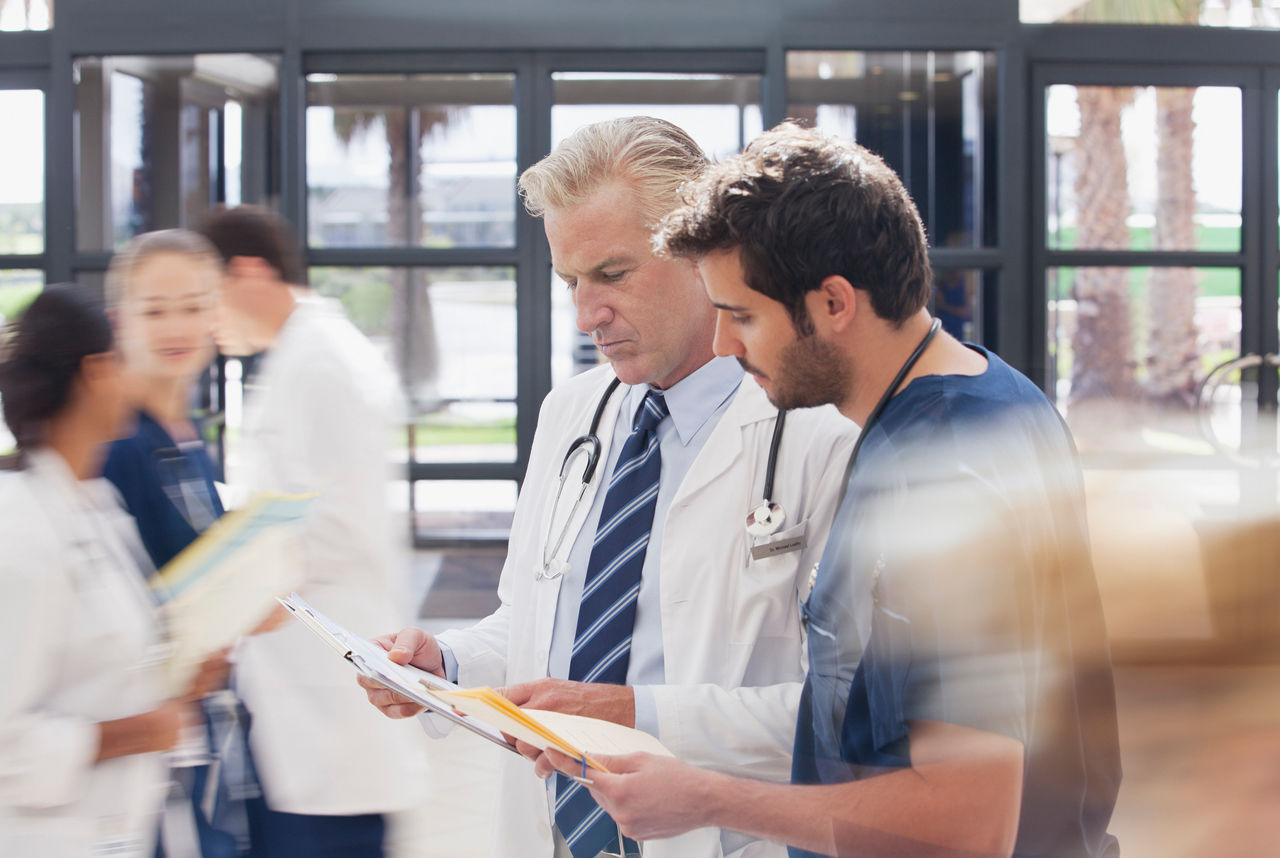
279,593 -> 672,772
153,493 -> 315,696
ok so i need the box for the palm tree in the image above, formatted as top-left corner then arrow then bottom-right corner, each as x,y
1069,84 -> 1138,404
331,103 -> 446,414
1067,0 -> 1205,412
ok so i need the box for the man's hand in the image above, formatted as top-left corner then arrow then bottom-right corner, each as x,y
500,678 -> 635,728
356,626 -> 444,719
538,748 -> 720,842
250,603 -> 290,635
183,648 -> 231,700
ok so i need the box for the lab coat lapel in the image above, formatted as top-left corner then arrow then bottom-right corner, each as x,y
669,377 -> 774,508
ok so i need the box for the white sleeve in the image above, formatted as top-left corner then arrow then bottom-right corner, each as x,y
435,601 -> 513,689
0,544 -> 101,809
647,682 -> 803,781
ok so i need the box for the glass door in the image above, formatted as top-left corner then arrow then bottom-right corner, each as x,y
1032,63 -> 1280,661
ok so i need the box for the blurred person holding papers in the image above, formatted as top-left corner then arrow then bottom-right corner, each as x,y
102,228 -> 259,858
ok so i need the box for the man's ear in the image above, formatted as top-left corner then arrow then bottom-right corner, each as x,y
226,255 -> 273,282
806,275 -> 858,333
78,352 -> 119,388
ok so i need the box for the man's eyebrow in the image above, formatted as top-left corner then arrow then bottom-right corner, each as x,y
712,300 -> 749,312
554,255 -> 636,281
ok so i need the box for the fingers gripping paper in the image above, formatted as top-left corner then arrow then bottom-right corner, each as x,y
279,593 -> 672,770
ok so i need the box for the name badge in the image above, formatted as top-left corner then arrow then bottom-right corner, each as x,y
750,534 -> 806,561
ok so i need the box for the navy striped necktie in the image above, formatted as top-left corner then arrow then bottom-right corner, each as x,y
555,390 -> 668,857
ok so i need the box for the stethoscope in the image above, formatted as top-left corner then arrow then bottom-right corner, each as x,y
538,376 -> 789,580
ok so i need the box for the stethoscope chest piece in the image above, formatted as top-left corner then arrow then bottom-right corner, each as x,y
746,500 -> 785,537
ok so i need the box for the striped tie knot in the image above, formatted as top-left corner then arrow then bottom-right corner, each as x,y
632,391 -> 668,435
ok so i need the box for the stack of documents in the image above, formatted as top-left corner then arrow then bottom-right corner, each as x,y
154,493 -> 314,695
279,593 -> 672,771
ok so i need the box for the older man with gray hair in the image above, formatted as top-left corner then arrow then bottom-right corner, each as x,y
362,116 -> 856,858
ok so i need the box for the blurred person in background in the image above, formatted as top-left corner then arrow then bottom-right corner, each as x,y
0,284 -> 206,856
103,229 -> 259,858
199,206 -> 427,858
533,123 -> 1121,858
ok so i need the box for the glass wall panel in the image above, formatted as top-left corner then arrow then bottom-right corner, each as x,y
1023,0 -> 1280,28
930,267 -> 994,345
551,72 -> 762,161
0,90 -> 43,254
309,266 -> 517,465
1047,85 -> 1242,252
0,0 -> 50,30
0,268 -> 42,325
75,54 -> 281,251
0,270 -> 43,456
788,50 -> 998,248
306,73 -> 517,249
413,479 -> 517,538
1047,266 -> 1241,455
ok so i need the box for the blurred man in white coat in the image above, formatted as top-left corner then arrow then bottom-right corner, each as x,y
360,117 -> 857,858
200,206 -> 427,857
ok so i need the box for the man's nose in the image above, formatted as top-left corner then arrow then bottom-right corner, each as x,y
574,281 -> 612,334
712,311 -> 742,358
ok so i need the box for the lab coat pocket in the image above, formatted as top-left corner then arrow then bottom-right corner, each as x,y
735,519 -> 810,641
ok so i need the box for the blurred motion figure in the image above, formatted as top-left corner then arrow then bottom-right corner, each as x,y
199,206 -> 426,857
102,229 -> 257,857
0,285 -> 200,856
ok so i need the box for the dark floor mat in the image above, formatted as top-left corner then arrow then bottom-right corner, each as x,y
418,550 -> 505,619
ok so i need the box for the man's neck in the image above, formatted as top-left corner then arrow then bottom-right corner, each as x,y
256,285 -> 300,351
840,311 -> 985,426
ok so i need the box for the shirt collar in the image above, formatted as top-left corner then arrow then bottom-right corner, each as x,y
623,355 -> 743,446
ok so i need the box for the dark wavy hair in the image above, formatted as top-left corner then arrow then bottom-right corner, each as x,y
658,122 -> 931,332
0,284 -> 114,452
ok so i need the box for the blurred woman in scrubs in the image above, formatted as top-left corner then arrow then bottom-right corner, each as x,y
102,230 -> 256,858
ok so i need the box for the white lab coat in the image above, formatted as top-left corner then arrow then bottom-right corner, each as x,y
437,365 -> 857,858
231,297 -> 429,815
0,450 -> 168,857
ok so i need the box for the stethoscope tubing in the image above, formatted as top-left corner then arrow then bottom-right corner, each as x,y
539,373 -> 788,579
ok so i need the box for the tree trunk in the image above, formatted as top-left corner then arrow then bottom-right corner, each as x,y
1070,85 -> 1137,404
1145,86 -> 1201,408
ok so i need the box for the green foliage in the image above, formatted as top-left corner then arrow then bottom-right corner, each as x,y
407,415 -> 516,447
0,282 -> 42,321
310,268 -> 393,337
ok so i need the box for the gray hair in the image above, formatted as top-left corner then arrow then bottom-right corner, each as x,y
105,228 -> 222,307
518,116 -> 708,227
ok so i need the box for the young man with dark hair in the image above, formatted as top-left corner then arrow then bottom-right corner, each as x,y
534,123 -> 1122,858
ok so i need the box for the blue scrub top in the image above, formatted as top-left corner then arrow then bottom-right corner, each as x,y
792,348 -> 1121,858
103,410 -> 225,570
